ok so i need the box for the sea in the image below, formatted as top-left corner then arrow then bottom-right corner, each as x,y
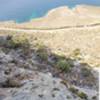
0,0 -> 100,23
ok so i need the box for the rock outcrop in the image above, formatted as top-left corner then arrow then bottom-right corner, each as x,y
0,35 -> 99,100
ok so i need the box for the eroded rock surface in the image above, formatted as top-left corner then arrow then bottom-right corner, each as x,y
0,36 -> 99,100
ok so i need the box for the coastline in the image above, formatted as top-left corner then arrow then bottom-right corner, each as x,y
0,5 -> 100,29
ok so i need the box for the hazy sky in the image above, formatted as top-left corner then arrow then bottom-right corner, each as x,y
0,0 -> 100,22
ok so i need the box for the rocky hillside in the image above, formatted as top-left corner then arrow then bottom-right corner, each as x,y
0,4 -> 99,100
0,33 -> 99,100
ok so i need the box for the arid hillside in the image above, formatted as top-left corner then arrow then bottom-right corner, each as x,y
0,24 -> 100,66
0,5 -> 100,29
0,5 -> 100,65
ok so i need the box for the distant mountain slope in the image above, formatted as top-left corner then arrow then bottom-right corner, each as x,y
0,5 -> 100,29
20,5 -> 100,29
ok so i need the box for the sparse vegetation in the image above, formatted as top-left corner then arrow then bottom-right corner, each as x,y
2,78 -> 22,88
60,80 -> 68,87
7,34 -> 30,49
81,67 -> 92,77
77,92 -> 88,100
73,48 -> 81,56
36,43 -> 48,62
71,48 -> 82,60
69,86 -> 88,100
69,87 -> 79,94
56,59 -> 73,72
54,54 -> 66,61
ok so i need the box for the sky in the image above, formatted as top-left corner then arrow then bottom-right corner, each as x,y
0,0 -> 100,22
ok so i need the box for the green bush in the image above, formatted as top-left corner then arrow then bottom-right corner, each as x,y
77,92 -> 88,99
36,44 -> 48,61
69,87 -> 78,94
56,59 -> 73,72
69,87 -> 88,100
72,48 -> 81,57
55,54 -> 66,61
8,34 -> 30,49
37,52 -> 48,61
81,67 -> 91,77
71,48 -> 82,60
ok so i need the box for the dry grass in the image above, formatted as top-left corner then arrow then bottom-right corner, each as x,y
0,5 -> 100,66
0,25 -> 100,66
25,27 -> 100,66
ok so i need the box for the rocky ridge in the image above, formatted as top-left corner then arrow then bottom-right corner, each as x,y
0,34 -> 99,100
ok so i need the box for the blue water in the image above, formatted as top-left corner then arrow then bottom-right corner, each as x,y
0,0 -> 100,23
